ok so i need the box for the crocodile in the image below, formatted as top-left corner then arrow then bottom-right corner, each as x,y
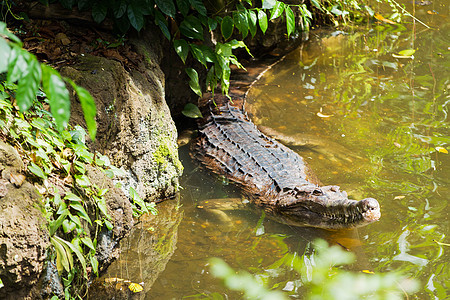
192,59 -> 380,230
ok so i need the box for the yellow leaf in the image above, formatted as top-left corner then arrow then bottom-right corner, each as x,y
374,13 -> 397,24
433,240 -> 450,247
362,270 -> 375,274
129,282 -> 144,293
394,195 -> 405,200
317,112 -> 333,118
435,146 -> 448,154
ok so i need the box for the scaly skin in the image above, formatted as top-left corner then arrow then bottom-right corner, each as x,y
193,99 -> 381,229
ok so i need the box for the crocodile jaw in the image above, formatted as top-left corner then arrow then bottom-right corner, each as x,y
274,186 -> 381,229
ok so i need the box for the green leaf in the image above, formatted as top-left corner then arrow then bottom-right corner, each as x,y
74,174 -> 91,187
73,85 -> 97,140
130,187 -> 149,213
180,15 -> 204,40
0,22 -> 22,44
113,0 -> 127,18
190,44 -> 206,67
94,195 -> 110,218
262,0 -> 276,9
7,46 -> 29,84
62,219 -> 76,233
182,103 -> 203,118
233,11 -> 249,39
92,2 -> 107,23
155,0 -> 176,17
41,65 -> 70,131
174,39 -> 189,63
16,57 -> 41,112
247,10 -> 257,38
185,68 -> 202,96
81,237 -> 96,251
0,37 -> 11,73
189,0 -> 207,16
28,162 -> 47,179
155,10 -> 171,40
257,9 -> 268,34
90,254 -> 99,275
127,3 -> 145,31
70,203 -> 92,225
285,6 -> 295,37
398,49 -> 416,56
49,209 -> 69,236
104,219 -> 113,230
207,17 -> 218,31
57,236 -> 87,277
221,16 -> 234,40
176,0 -> 190,16
51,236 -> 73,273
270,1 -> 285,20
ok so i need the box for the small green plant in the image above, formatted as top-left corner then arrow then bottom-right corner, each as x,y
0,22 -> 96,139
210,239 -> 419,299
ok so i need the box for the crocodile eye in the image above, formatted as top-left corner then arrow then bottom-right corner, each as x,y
312,189 -> 323,196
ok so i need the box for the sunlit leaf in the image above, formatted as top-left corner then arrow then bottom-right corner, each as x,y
262,0 -> 276,10
362,270 -> 375,274
270,1 -> 285,20
247,10 -> 257,38
233,11 -> 248,39
28,162 -> 47,179
285,6 -> 295,37
257,9 -> 268,34
0,37 -> 11,73
129,282 -> 144,293
41,64 -> 70,131
50,236 -> 73,273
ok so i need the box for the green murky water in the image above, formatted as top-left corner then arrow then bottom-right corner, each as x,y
100,1 -> 449,299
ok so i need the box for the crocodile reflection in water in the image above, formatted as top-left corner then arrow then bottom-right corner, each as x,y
192,94 -> 380,230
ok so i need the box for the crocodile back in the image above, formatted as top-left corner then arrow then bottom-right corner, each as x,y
193,99 -> 318,206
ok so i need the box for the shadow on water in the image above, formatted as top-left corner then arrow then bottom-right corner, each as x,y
96,0 -> 448,298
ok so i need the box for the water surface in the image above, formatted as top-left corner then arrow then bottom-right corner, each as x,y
104,1 -> 449,298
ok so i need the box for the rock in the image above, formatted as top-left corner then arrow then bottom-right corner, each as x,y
0,143 -> 50,299
60,28 -> 183,203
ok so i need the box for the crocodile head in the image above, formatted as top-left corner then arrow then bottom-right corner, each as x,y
273,185 -> 381,229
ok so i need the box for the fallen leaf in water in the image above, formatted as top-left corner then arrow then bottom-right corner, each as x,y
317,112 -> 333,118
427,10 -> 438,15
362,270 -> 375,274
374,13 -> 397,24
392,53 -> 414,59
128,282 -> 143,293
394,195 -> 405,200
433,240 -> 450,246
399,49 -> 416,56
435,146 -> 448,154
104,277 -> 125,283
